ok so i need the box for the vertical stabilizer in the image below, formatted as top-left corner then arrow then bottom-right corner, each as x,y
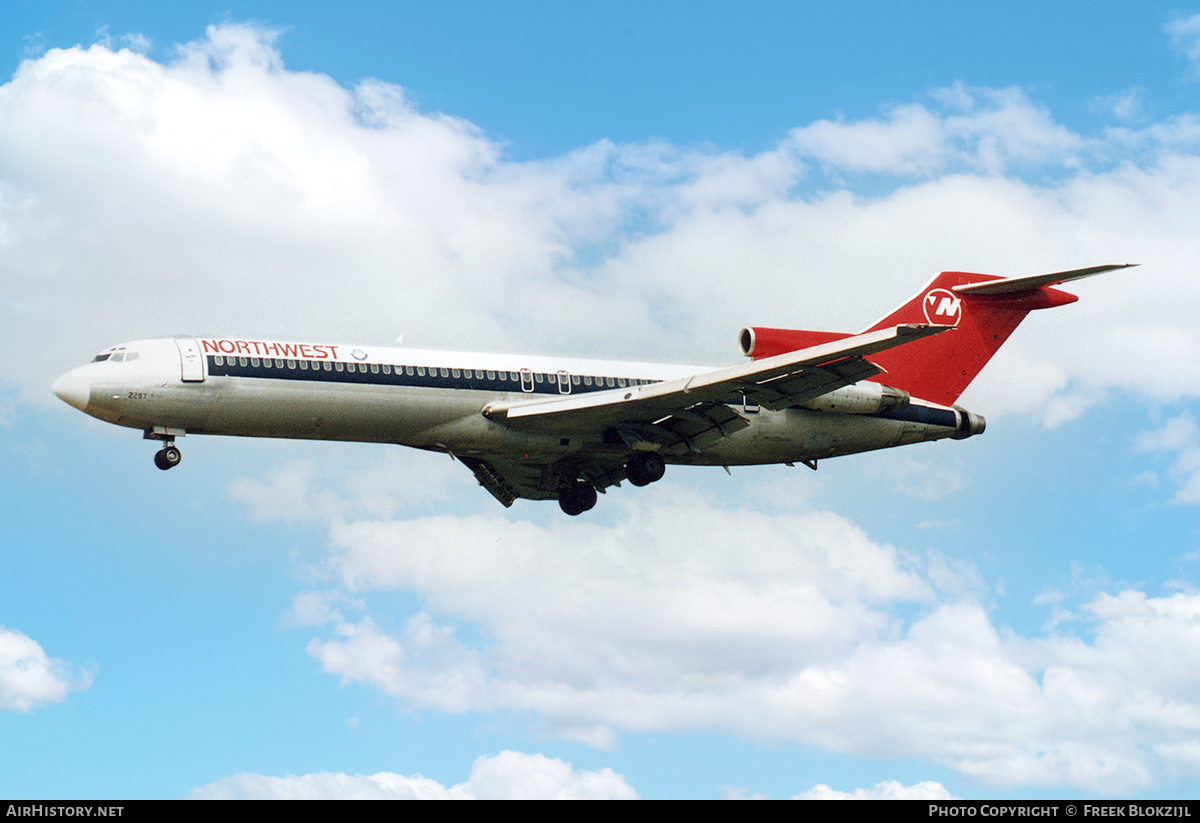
861,265 -> 1133,405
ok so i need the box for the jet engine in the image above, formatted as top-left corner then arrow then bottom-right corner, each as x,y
739,326 -> 851,360
798,382 -> 910,414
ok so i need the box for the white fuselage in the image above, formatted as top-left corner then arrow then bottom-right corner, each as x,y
53,335 -> 970,475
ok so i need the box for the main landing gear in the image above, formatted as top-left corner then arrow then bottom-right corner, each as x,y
625,452 -> 665,487
153,442 -> 181,471
558,453 -> 667,516
558,479 -> 598,516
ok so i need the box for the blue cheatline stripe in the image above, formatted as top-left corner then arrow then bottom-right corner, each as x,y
206,356 -> 653,396
206,356 -> 960,428
870,404 -> 958,428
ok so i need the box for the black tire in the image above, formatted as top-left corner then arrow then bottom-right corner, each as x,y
626,452 -> 665,486
576,481 -> 597,512
155,445 -> 181,471
558,480 -> 597,516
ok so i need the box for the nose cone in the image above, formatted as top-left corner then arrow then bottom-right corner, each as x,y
52,369 -> 91,411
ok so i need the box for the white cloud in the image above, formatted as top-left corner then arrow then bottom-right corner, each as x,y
1167,14 -> 1200,75
0,626 -> 93,712
236,472 -> 1200,794
794,779 -> 955,800
13,22 -> 1200,797
1092,88 -> 1146,124
1134,412 -> 1200,504
5,24 -> 1200,428
228,448 -> 462,524
787,84 -> 1081,176
189,750 -> 637,799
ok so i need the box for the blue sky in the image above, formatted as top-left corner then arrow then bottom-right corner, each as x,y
5,1 -> 1200,800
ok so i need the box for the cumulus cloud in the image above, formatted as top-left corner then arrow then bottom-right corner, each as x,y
1134,412 -> 1200,504
14,21 -> 1200,797
229,476 -> 1199,794
189,750 -> 637,799
1167,14 -> 1200,74
3,24 -> 1200,426
794,779 -> 955,800
787,84 -> 1081,176
0,626 -> 93,712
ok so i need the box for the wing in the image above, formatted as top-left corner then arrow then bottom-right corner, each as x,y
481,323 -> 949,453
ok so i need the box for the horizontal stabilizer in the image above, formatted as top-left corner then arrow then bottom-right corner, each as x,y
952,264 -> 1137,296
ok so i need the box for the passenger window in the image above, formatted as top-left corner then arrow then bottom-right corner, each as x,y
606,377 -> 615,387
334,362 -> 344,372
213,356 -> 224,366
440,368 -> 449,378
583,376 -> 592,386
299,360 -> 308,370
487,370 -> 496,380
251,358 -> 261,367
534,373 -> 543,384
452,369 -> 460,378
382,364 -> 391,375
239,357 -> 248,367
322,361 -> 332,371
370,363 -> 379,374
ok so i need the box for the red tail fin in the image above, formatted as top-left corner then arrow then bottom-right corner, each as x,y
741,265 -> 1133,406
864,269 -> 1110,404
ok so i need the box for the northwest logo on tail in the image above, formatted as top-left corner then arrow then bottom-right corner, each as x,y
922,288 -> 962,325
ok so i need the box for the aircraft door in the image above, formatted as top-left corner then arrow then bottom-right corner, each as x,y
557,370 -> 571,394
175,338 -> 206,383
520,368 -> 534,392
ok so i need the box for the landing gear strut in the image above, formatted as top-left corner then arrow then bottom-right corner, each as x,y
146,427 -> 185,471
625,452 -> 665,486
153,442 -> 181,471
558,479 -> 598,516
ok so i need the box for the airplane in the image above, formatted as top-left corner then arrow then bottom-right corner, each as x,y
51,264 -> 1133,515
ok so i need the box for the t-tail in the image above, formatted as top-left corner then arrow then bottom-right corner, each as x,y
740,264 -> 1136,406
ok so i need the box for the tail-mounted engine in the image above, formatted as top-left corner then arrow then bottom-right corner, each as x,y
798,382 -> 910,415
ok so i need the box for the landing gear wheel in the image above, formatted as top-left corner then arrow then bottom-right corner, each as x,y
558,480 -> 598,516
154,445 -> 181,471
626,452 -> 665,487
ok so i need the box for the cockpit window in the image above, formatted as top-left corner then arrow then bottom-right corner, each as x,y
92,347 -> 137,363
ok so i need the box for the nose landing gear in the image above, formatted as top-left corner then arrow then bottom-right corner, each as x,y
153,444 -> 181,471
145,426 -> 186,471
